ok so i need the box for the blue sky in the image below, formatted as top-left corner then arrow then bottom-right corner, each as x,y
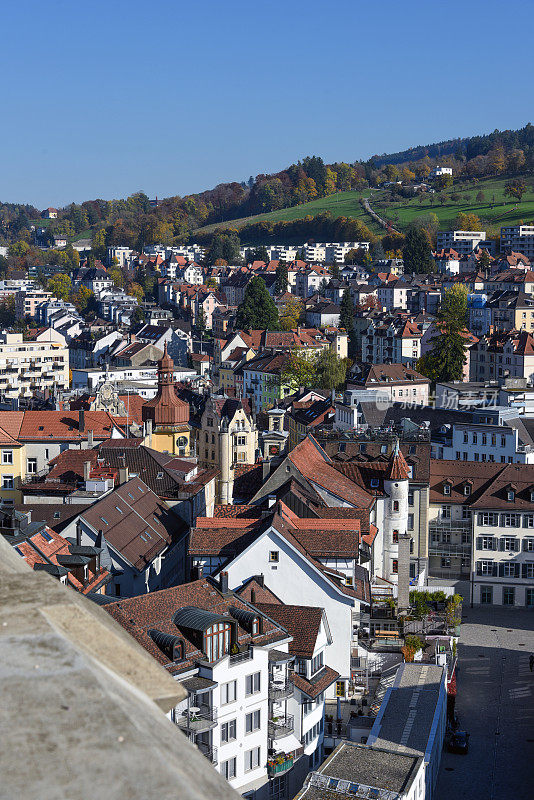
3,0 -> 532,208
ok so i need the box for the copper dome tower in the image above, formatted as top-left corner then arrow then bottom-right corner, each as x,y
142,343 -> 189,427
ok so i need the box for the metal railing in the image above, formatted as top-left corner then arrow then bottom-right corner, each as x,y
175,704 -> 217,733
229,646 -> 253,665
268,679 -> 294,701
268,714 -> 294,739
196,742 -> 218,764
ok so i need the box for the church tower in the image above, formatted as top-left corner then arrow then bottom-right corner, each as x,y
142,344 -> 190,455
382,439 -> 410,583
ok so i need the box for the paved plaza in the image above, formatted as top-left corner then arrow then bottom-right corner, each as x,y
435,605 -> 534,799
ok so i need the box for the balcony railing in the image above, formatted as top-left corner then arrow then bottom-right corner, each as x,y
268,679 -> 294,701
197,742 -> 218,764
268,714 -> 294,739
429,541 -> 471,557
175,704 -> 217,733
429,516 -> 471,532
229,646 -> 253,665
267,756 -> 293,777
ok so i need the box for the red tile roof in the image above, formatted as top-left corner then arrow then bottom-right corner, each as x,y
255,603 -> 323,657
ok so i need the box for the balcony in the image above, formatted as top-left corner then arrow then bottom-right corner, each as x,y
267,756 -> 293,777
175,703 -> 217,733
429,515 -> 471,535
196,742 -> 218,764
429,540 -> 471,557
268,714 -> 294,739
268,679 -> 294,701
229,646 -> 253,665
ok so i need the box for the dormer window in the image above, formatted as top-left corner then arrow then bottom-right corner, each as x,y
370,478 -> 380,489
507,490 -> 515,502
443,483 -> 451,496
464,485 -> 471,496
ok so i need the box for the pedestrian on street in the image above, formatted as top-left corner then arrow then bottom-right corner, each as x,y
529,654 -> 534,672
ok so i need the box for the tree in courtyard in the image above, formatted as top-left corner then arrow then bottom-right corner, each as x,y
235,276 -> 279,330
402,225 -> 434,274
315,349 -> 349,391
281,349 -> 317,391
417,284 -> 468,382
48,273 -> 72,301
279,297 -> 303,331
340,288 -> 354,332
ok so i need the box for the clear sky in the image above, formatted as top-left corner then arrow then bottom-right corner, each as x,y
3,0 -> 532,208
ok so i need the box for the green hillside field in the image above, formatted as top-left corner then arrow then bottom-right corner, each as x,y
194,188 -> 383,237
195,175 -> 534,241
373,176 -> 534,234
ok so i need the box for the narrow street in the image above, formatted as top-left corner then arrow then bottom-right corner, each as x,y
435,606 -> 534,799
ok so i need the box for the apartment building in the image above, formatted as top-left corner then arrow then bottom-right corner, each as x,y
469,330 -> 534,382
436,230 -> 489,255
15,289 -> 53,321
430,460 -> 534,606
348,363 -> 430,406
500,225 -> 534,259
361,314 -> 427,366
430,166 -> 452,177
0,331 -> 69,398
104,576 -> 329,799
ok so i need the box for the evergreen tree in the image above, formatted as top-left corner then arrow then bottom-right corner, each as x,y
418,285 -> 468,382
340,288 -> 354,332
235,276 -> 279,330
402,225 -> 434,273
478,249 -> 491,274
275,263 -> 288,294
331,263 -> 341,280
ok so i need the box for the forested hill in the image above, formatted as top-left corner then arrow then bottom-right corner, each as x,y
1,123 -> 533,254
371,124 -> 534,168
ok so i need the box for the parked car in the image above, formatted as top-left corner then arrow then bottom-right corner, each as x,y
447,730 -> 470,754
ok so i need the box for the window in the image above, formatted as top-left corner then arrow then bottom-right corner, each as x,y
245,710 -> 260,733
26,458 -> 37,474
392,530 -> 399,543
392,559 -> 398,574
245,672 -> 260,696
501,514 -> 521,528
441,505 -> 451,519
311,651 -> 324,675
463,432 -> 468,443
526,588 -> 534,608
222,758 -> 236,780
2,450 -> 13,465
503,586 -> 515,606
221,680 -> 237,704
221,719 -> 236,743
502,563 -> 516,577
1,475 -> 14,490
335,681 -> 345,697
205,621 -> 231,661
507,490 -> 515,502
269,551 -> 279,563
481,586 -> 493,605
501,536 -> 519,551
443,483 -> 451,495
480,536 -> 495,550
472,433 -> 478,445
408,491 -> 414,506
478,512 -> 499,526
478,560 -> 494,575
245,747 -> 261,772
236,436 -> 246,446
524,538 -> 534,551
464,484 -> 471,496
393,500 -> 399,512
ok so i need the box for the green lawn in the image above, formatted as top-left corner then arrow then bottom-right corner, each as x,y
374,176 -> 534,234
194,188 -> 383,236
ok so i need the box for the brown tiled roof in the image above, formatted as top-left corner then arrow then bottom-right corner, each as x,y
254,603 -> 323,658
289,436 -> 373,508
81,478 -> 183,570
13,502 -> 93,532
0,411 -> 24,440
103,579 -> 289,675
18,411 -> 119,441
235,576 -> 283,604
291,665 -> 340,699
430,460 -> 534,510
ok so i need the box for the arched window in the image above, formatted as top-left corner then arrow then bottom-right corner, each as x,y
252,617 -> 259,635
204,622 -> 231,661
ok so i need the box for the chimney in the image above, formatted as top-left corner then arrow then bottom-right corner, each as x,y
197,564 -> 204,579
87,429 -> 94,448
79,408 -> 85,432
397,533 -> 411,612
119,465 -> 129,485
220,571 -> 229,593
83,461 -> 92,482
76,521 -> 82,547
256,574 -> 264,588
